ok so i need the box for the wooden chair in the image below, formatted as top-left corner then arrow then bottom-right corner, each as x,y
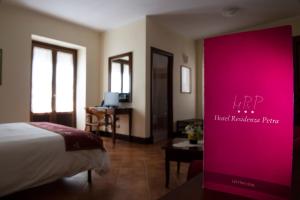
85,107 -> 113,136
85,107 -> 112,182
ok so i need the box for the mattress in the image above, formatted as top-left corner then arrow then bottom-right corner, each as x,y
0,123 -> 110,197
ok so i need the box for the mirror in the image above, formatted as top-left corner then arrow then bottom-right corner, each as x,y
108,52 -> 132,102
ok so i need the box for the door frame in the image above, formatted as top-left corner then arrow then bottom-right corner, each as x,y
150,47 -> 174,142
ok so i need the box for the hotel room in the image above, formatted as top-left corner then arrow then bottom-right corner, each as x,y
0,0 -> 300,199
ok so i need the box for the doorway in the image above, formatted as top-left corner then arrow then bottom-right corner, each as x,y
150,47 -> 173,142
30,41 -> 77,127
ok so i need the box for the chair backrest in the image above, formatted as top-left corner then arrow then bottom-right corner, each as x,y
85,107 -> 106,122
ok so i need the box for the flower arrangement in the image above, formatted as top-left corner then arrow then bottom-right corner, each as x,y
185,124 -> 203,144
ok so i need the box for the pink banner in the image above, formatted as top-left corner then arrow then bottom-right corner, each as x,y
204,26 -> 293,200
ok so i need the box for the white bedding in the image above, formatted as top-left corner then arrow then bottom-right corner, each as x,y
0,123 -> 110,197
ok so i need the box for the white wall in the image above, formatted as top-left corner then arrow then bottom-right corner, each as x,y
0,4 -> 102,128
100,18 -> 147,138
146,17 -> 197,134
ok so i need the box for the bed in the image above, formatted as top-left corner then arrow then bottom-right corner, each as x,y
0,122 -> 110,197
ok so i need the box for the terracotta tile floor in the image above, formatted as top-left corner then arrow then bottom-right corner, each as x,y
2,138 -> 189,200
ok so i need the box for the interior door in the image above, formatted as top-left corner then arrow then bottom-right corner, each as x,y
151,47 -> 173,142
30,42 -> 77,127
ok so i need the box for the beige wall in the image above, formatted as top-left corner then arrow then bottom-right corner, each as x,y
146,17 -> 197,134
0,4 -> 197,139
6,2 -> 295,139
101,17 -> 197,138
243,16 -> 300,36
0,4 -> 102,128
195,39 -> 203,119
100,18 -> 147,138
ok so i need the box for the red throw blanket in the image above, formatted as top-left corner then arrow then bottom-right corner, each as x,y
30,122 -> 105,152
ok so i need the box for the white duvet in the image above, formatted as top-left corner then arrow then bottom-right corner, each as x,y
0,123 -> 110,197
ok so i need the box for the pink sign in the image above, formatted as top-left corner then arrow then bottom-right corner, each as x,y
204,26 -> 293,200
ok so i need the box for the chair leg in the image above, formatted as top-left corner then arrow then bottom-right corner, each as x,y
88,170 -> 92,183
96,126 -> 100,136
177,161 -> 180,175
112,126 -> 116,146
112,115 -> 116,146
84,125 -> 89,132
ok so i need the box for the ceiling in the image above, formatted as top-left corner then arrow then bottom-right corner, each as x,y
3,0 -> 300,39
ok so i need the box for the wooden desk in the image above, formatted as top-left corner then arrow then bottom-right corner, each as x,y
86,107 -> 133,144
162,138 -> 203,188
105,107 -> 133,142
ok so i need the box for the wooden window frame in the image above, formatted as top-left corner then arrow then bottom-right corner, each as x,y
30,41 -> 77,126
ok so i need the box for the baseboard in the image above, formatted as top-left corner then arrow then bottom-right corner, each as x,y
94,131 -> 153,144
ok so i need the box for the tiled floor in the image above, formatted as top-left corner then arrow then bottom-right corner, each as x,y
2,138 -> 189,200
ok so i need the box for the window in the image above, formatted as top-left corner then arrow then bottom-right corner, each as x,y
55,52 -> 74,112
111,62 -> 122,93
31,41 -> 77,126
31,47 -> 53,113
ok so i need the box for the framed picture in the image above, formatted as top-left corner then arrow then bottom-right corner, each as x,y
0,49 -> 2,85
180,65 -> 191,93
